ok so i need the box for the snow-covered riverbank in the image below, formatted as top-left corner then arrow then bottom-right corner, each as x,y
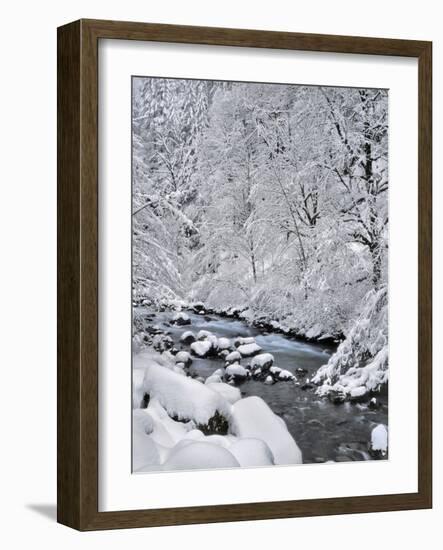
133,349 -> 302,472
133,309 -> 388,471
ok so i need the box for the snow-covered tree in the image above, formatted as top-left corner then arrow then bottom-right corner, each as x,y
132,77 -> 389,395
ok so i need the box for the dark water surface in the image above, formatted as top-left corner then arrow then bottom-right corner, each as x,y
140,309 -> 388,463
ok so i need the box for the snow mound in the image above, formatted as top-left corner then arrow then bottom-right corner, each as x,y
206,382 -> 242,404
270,366 -> 295,381
132,410 -> 162,471
143,363 -> 230,425
174,350 -> 192,366
237,343 -> 262,357
251,353 -> 274,370
205,374 -> 223,384
225,350 -> 242,364
163,441 -> 240,471
225,363 -> 248,379
349,385 -> 367,399
190,340 -> 213,357
197,329 -> 216,342
234,336 -> 255,347
132,431 -> 161,471
171,311 -> 191,325
229,438 -> 275,467
230,396 -> 302,464
217,337 -> 231,350
180,330 -> 195,344
371,424 -> 388,454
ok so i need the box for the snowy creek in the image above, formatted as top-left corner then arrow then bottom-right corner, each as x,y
138,308 -> 388,464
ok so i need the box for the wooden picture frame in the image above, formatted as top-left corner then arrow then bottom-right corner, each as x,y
57,19 -> 432,531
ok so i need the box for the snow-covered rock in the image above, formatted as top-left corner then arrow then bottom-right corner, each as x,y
349,385 -> 367,400
225,363 -> 249,381
252,367 -> 262,379
234,336 -> 255,347
163,441 -> 240,471
133,401 -> 190,467
174,350 -> 192,367
237,342 -> 262,357
143,363 -> 230,425
191,302 -> 206,313
230,396 -> 302,465
225,350 -> 242,364
180,331 -> 196,344
251,353 -> 274,370
206,382 -> 242,404
205,373 -> 223,384
229,438 -> 275,467
172,364 -> 186,376
370,424 -> 388,456
152,333 -> 173,352
217,337 -> 231,350
197,329 -> 214,341
264,375 -> 274,385
190,340 -> 213,358
171,312 -> 191,325
270,366 -> 295,381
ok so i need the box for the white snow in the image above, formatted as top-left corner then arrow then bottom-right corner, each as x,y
217,337 -> 231,350
143,363 -> 230,424
132,430 -> 161,471
278,369 -> 295,381
190,340 -> 213,357
212,368 -> 225,377
142,399 -> 189,450
350,385 -> 367,398
197,329 -> 215,341
225,363 -> 248,378
264,375 -> 274,385
172,364 -> 186,376
206,382 -> 242,404
205,374 -> 223,385
270,366 -> 295,381
172,311 -> 190,323
162,441 -> 240,470
132,366 -> 146,408
230,396 -> 302,464
229,438 -> 275,467
234,336 -> 255,346
225,350 -> 242,364
237,342 -> 262,356
174,351 -> 192,365
251,353 -> 274,370
313,287 -> 388,397
371,424 -> 388,454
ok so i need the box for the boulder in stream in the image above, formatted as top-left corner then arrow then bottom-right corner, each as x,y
180,331 -> 196,345
237,342 -> 262,357
190,340 -> 214,358
171,312 -> 191,326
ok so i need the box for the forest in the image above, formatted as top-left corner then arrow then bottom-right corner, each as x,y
132,77 -> 389,400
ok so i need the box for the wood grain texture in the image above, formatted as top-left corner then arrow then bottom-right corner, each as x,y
57,20 -> 81,528
57,19 -> 432,531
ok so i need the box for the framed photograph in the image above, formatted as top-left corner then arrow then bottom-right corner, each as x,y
57,19 -> 432,530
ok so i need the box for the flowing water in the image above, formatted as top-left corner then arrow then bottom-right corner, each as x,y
139,308 -> 388,463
